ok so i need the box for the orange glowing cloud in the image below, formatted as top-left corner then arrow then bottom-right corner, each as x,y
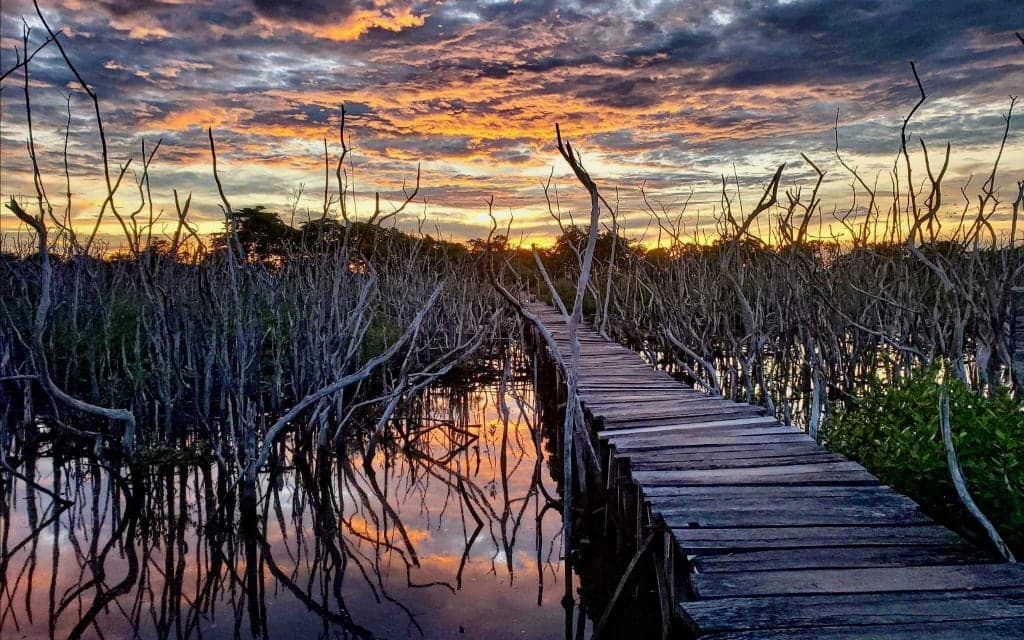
313,6 -> 427,42
141,105 -> 244,132
256,3 -> 428,43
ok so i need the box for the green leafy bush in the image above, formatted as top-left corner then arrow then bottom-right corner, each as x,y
822,366 -> 1024,555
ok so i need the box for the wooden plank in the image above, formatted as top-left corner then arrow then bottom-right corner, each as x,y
614,417 -> 775,434
594,405 -> 764,422
604,408 -> 769,428
574,377 -> 674,385
602,411 -> 770,429
614,432 -> 814,451
631,452 -> 847,471
616,441 -> 828,462
582,387 -> 699,394
577,367 -> 658,374
598,416 -> 779,439
632,461 -> 879,486
643,484 -> 899,500
682,590 -> 1024,634
652,490 -> 919,510
604,423 -> 791,440
579,383 -> 684,390
585,395 -> 727,408
642,469 -> 877,487
589,403 -> 757,419
661,503 -> 927,528
586,398 -> 696,406
573,369 -> 667,376
579,381 -> 681,387
671,525 -> 966,553
574,356 -> 653,363
588,401 -> 740,416
655,494 -> 930,528
689,546 -> 998,573
607,427 -> 798,449
664,510 -> 928,528
698,618 -> 1024,639
692,564 -> 1024,599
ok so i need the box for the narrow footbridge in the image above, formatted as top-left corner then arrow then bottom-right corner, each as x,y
526,301 -> 1024,639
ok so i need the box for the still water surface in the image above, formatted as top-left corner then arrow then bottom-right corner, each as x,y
1,368 -> 571,639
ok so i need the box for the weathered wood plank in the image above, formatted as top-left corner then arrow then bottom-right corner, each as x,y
699,618 -> 1024,639
692,564 -> 1024,599
682,590 -> 1024,634
598,416 -> 779,439
633,461 -> 879,486
617,441 -> 829,463
582,392 -> 705,402
609,430 -> 804,452
665,510 -> 929,528
652,490 -> 919,509
653,489 -> 919,507
689,546 -> 997,573
594,406 -> 764,423
605,426 -> 791,446
614,432 -> 815,451
585,395 -> 727,407
589,402 -> 745,417
643,483 -> 899,500
655,494 -> 930,528
578,379 -> 682,386
631,452 -> 847,471
594,406 -> 764,422
671,525 -> 966,553
603,409 -> 770,428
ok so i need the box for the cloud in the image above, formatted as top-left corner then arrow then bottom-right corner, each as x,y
250,0 -> 428,41
249,0 -> 358,22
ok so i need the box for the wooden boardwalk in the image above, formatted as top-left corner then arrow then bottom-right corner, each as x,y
527,302 -> 1024,639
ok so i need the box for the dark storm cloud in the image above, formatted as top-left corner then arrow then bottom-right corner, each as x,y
100,0 -> 176,15
249,0 -> 358,22
621,27 -> 717,66
689,0 -> 1020,89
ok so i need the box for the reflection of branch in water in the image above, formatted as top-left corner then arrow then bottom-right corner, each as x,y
308,449 -> 430,638
47,463 -> 61,639
62,471 -> 141,640
2,355 -> 565,640
362,441 -> 422,567
291,452 -> 366,627
493,356 -> 538,580
0,455 -> 64,632
407,353 -> 557,585
454,472 -> 484,589
257,533 -> 373,639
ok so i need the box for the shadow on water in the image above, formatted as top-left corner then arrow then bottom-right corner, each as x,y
0,349 -> 669,639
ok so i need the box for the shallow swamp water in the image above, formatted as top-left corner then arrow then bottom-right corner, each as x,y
0,356 -> 620,639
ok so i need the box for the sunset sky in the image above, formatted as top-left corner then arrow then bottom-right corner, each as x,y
1,1 -> 1022,245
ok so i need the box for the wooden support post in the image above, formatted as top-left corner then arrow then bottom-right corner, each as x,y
630,483 -> 638,544
664,530 -> 675,606
653,530 -> 673,640
592,530 -> 657,640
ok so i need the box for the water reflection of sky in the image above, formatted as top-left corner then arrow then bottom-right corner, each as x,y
1,371 -> 567,639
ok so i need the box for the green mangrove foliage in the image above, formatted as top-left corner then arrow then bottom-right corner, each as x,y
823,366 -> 1024,554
